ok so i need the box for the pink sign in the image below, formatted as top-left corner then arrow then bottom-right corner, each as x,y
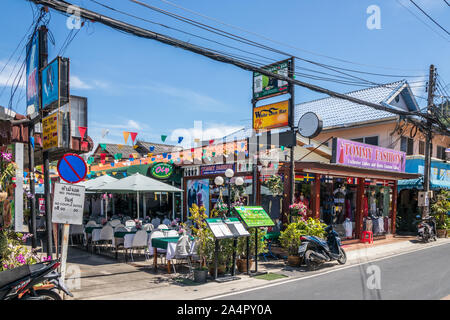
331,138 -> 406,172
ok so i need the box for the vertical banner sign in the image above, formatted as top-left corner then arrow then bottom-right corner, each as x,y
51,183 -> 85,225
14,143 -> 24,232
26,31 -> 39,115
42,58 -> 59,109
253,59 -> 291,101
42,112 -> 61,150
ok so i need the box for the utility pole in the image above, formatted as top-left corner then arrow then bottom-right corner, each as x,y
37,25 -> 52,257
289,58 -> 296,207
423,64 -> 435,217
28,124 -> 37,248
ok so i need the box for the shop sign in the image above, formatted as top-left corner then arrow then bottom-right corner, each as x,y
253,59 -> 291,100
151,162 -> 173,179
26,31 -> 39,115
51,183 -> 85,225
200,164 -> 234,175
41,57 -> 70,111
234,206 -> 275,228
253,100 -> 289,130
42,112 -> 62,150
331,138 -> 406,172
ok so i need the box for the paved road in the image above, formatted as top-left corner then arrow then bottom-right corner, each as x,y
213,243 -> 450,300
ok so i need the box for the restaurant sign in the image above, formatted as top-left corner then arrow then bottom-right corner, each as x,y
151,162 -> 173,179
331,138 -> 406,172
200,164 -> 234,175
253,100 -> 289,130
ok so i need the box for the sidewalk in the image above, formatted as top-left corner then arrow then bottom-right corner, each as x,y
66,237 -> 450,300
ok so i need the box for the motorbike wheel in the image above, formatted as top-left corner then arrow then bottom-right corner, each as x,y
35,289 -> 62,300
304,250 -> 320,271
337,248 -> 347,265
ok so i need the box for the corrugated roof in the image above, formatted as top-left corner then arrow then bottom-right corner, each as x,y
136,140 -> 182,155
294,81 -> 412,129
103,144 -> 136,158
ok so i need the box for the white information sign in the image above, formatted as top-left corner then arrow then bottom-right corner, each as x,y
52,182 -> 85,225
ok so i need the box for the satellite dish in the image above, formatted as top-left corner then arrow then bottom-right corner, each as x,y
297,112 -> 322,138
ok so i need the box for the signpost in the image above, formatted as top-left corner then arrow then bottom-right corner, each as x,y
233,206 -> 274,276
205,217 -> 250,282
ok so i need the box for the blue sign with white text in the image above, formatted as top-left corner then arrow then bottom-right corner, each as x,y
42,58 -> 59,109
26,31 -> 39,112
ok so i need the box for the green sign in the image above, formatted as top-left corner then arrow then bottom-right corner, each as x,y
150,162 -> 173,179
253,59 -> 291,100
233,206 -> 275,228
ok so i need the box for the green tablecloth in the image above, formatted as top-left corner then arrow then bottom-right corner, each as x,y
151,236 -> 194,250
85,226 -> 102,234
114,230 -> 151,238
264,232 -> 280,241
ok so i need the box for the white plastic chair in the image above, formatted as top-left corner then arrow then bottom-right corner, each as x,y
151,218 -> 161,229
156,224 -> 168,230
172,235 -> 193,275
149,230 -> 166,257
86,220 -> 98,227
113,223 -> 126,230
109,219 -> 121,228
166,230 -> 179,237
94,225 -> 114,253
143,224 -> 154,231
129,230 -> 149,262
162,218 -> 171,226
69,224 -> 84,245
125,220 -> 136,228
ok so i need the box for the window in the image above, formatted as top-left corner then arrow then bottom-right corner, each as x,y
351,136 -> 378,146
419,141 -> 425,155
437,146 -> 446,160
400,136 -> 414,155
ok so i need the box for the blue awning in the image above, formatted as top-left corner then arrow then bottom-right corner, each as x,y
398,177 -> 450,190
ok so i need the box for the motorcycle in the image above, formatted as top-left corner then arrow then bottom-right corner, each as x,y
0,259 -> 73,300
417,215 -> 437,243
298,225 -> 347,271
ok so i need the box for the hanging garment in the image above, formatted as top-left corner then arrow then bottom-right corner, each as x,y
378,217 -> 384,233
363,197 -> 369,217
343,218 -> 353,238
365,218 -> 373,232
384,217 -> 389,233
373,218 -> 380,234
345,199 -> 352,220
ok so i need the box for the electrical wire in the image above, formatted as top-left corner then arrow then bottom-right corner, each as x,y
409,0 -> 450,36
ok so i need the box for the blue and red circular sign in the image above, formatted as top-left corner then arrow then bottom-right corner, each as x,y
57,153 -> 88,184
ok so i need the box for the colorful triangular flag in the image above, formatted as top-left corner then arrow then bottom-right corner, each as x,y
123,131 -> 130,144
161,135 -> 167,142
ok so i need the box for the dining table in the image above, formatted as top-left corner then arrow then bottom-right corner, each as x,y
151,236 -> 195,274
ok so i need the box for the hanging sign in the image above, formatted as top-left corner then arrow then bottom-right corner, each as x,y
42,112 -> 62,150
41,56 -> 69,111
51,182 -> 85,225
253,100 -> 289,130
150,162 -> 173,179
57,153 -> 88,184
26,30 -> 40,115
253,59 -> 291,100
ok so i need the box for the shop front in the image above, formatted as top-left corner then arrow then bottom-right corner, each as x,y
279,138 -> 421,243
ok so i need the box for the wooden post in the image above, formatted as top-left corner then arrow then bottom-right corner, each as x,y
60,224 -> 70,294
355,178 -> 365,239
312,174 -> 321,219
392,180 -> 398,235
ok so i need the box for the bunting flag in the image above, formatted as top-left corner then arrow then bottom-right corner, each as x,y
23,172 -> 28,178
30,137 -> 35,150
178,137 -> 183,143
151,158 -> 155,162
281,146 -> 285,151
123,172 -> 127,177
190,148 -> 194,153
168,154 -> 172,160
150,146 -> 155,152
130,132 -> 138,143
111,162 -> 115,167
147,153 -> 152,157
118,144 -> 123,150
101,128 -> 109,138
81,141 -> 88,149
161,135 -> 167,142
78,126 -> 87,139
123,131 -> 130,144
100,143 -> 106,151
112,172 -> 117,175
133,145 -> 138,149
162,153 -> 167,158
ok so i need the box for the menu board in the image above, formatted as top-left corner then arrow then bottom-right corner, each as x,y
224,217 -> 250,237
233,206 -> 275,228
206,218 -> 234,239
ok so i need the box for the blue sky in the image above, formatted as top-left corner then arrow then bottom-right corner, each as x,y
1,0 -> 449,148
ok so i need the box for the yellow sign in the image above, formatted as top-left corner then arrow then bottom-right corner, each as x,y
42,112 -> 61,150
253,100 -> 289,130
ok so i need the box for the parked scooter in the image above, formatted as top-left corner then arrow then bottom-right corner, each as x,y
417,215 -> 437,243
299,225 -> 347,271
0,259 -> 73,300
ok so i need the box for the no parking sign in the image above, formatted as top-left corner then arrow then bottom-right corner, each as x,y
57,153 -> 87,184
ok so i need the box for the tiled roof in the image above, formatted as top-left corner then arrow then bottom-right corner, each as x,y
136,140 -> 182,154
294,81 -> 413,129
102,144 -> 136,158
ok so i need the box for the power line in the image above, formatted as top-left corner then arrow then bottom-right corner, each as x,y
409,0 -> 450,36
396,0 -> 450,42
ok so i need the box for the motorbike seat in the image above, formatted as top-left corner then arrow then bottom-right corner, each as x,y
0,265 -> 31,289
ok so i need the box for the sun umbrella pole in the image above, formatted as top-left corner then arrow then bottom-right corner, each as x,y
137,191 -> 140,220
172,192 -> 175,220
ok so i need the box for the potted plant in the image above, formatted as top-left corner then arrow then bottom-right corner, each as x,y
431,190 -> 450,238
0,160 -> 16,202
236,228 -> 267,273
188,204 -> 211,282
193,266 -> 208,283
279,218 -> 326,267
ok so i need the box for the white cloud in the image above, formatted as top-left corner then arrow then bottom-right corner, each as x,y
71,75 -> 92,89
127,120 -> 142,130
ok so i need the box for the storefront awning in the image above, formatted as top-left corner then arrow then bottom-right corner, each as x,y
398,177 -> 450,190
294,161 -> 421,181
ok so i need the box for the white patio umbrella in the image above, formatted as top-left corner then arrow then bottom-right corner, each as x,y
77,175 -> 118,219
92,173 -> 183,219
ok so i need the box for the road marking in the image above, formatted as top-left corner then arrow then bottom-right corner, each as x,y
204,241 -> 450,300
